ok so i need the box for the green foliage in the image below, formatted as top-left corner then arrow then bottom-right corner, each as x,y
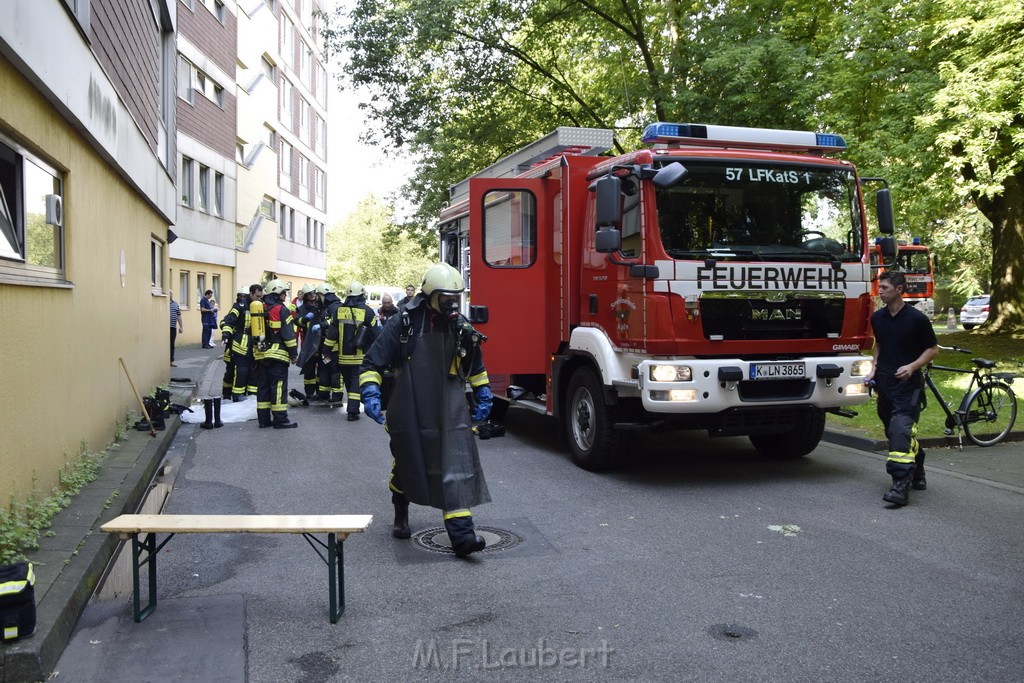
325,195 -> 434,289
0,443 -> 103,564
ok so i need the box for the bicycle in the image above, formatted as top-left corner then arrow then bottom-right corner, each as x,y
922,344 -> 1018,450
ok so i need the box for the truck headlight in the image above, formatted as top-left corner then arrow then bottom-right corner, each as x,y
850,359 -> 873,377
846,383 -> 869,396
650,365 -> 693,382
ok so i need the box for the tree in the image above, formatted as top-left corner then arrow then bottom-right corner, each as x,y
918,0 -> 1024,331
326,194 -> 434,290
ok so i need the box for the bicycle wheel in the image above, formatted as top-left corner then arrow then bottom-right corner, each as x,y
963,381 -> 1017,447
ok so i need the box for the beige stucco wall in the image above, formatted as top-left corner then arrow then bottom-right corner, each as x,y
0,59 -> 171,504
168,259 -> 235,346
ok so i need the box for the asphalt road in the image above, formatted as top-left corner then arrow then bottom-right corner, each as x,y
53,363 -> 1024,682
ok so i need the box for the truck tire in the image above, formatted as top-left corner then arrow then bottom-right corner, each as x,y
565,367 -> 624,471
748,407 -> 825,459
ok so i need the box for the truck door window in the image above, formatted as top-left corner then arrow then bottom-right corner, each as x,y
653,161 -> 861,262
482,189 -> 537,268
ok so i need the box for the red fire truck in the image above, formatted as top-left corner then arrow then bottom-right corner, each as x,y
870,239 -> 936,318
438,123 -> 896,470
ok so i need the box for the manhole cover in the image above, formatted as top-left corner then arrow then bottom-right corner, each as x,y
411,525 -> 525,555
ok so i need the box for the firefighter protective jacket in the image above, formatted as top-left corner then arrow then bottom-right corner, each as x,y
255,294 -> 298,363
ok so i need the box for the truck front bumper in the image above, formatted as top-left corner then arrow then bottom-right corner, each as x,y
636,356 -> 872,414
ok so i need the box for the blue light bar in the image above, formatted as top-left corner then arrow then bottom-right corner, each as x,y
641,122 -> 846,153
912,237 -> 921,245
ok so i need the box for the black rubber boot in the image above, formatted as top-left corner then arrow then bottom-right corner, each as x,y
200,398 -> 214,429
257,408 -> 272,428
392,493 -> 411,539
347,412 -> 360,421
213,397 -> 223,428
272,412 -> 298,429
444,515 -> 485,557
912,450 -> 927,490
883,473 -> 913,506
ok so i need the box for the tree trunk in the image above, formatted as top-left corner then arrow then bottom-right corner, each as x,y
979,170 -> 1024,332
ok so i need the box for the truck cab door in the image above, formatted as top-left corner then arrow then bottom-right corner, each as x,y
468,178 -> 549,375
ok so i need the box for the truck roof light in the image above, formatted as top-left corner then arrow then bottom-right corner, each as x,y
641,122 -> 846,153
912,237 -> 921,245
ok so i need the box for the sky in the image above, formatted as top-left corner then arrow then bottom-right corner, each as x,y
322,1 -> 417,227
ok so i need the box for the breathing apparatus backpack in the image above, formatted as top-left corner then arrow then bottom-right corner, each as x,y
249,300 -> 265,343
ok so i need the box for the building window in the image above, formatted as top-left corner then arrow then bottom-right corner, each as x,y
299,43 -> 311,89
179,270 -> 190,308
0,137 -> 65,279
299,98 -> 310,144
280,79 -> 294,129
236,140 -> 247,165
279,203 -> 288,238
180,0 -> 194,10
261,55 -> 276,81
198,165 -> 210,212
214,172 -> 224,216
151,237 -> 163,289
298,156 -> 309,200
213,84 -> 224,107
212,273 -> 221,301
260,196 -> 277,220
265,125 -> 277,149
280,141 -> 292,187
196,273 -> 206,305
181,156 -> 194,206
314,167 -> 325,211
177,56 -> 194,103
200,0 -> 225,22
289,208 -> 296,241
306,217 -> 312,246
280,16 -> 294,66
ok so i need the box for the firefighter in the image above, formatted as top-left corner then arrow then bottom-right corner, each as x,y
218,285 -> 249,400
255,279 -> 300,429
221,284 -> 263,401
316,282 -> 343,402
359,263 -> 493,558
294,284 -> 323,400
330,281 -> 380,421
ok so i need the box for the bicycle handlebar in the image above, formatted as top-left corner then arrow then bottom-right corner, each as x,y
938,344 -> 972,354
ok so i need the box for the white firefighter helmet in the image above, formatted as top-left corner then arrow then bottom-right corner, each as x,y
421,263 -> 464,296
316,282 -> 334,295
347,281 -> 366,298
236,285 -> 249,296
298,283 -> 315,296
266,278 -> 290,295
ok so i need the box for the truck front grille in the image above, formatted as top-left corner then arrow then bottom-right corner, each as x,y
699,295 -> 844,340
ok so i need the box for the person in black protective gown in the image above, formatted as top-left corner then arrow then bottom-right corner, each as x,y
358,263 -> 494,558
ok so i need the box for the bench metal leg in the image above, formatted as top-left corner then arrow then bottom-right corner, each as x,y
304,532 -> 346,623
129,532 -> 174,622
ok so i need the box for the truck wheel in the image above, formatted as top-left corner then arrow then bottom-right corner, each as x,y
565,368 -> 623,471
748,408 -> 825,459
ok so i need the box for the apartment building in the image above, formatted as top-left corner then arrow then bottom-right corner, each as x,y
173,0 -> 328,343
235,0 -> 328,298
0,0 -> 178,503
171,0 -> 238,330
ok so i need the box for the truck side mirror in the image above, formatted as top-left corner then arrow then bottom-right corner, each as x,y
595,228 -> 622,253
592,175 -> 622,230
877,235 -> 898,263
876,188 -> 894,234
652,162 -> 688,189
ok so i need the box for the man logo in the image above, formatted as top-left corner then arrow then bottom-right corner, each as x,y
750,307 -> 801,321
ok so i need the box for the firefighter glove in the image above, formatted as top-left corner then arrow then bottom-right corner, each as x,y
311,324 -> 321,333
361,384 -> 386,424
305,312 -> 314,320
471,385 -> 493,422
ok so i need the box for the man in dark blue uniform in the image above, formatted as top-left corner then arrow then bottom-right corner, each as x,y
866,271 -> 939,506
358,263 -> 493,557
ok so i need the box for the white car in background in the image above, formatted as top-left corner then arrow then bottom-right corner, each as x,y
960,295 -> 991,330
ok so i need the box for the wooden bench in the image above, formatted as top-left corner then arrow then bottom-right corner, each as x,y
101,514 -> 372,624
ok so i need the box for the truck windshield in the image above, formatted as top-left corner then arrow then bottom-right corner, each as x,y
652,160 -> 862,262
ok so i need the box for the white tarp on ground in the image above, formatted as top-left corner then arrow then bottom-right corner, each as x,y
180,395 -> 258,424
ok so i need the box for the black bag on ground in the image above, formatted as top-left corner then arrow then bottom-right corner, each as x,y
0,562 -> 36,641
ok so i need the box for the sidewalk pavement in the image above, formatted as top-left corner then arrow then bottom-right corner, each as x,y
2,346 -> 1022,681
